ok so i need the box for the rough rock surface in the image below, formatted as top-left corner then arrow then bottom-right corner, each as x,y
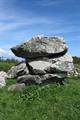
17,74 -> 67,85
29,54 -> 74,75
0,71 -> 8,88
10,35 -> 74,85
8,62 -> 29,78
73,66 -> 80,77
11,35 -> 68,60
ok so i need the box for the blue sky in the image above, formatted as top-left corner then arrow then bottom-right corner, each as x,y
0,0 -> 80,59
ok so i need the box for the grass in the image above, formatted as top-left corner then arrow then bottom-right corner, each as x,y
0,77 -> 80,120
0,61 -> 18,72
0,60 -> 80,120
74,64 -> 80,69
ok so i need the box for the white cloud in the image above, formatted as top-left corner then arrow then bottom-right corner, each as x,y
0,13 -> 53,33
36,0 -> 60,6
0,0 -> 79,58
0,0 -> 65,34
0,48 -> 6,56
0,47 -> 12,58
0,47 -> 19,59
35,0 -> 75,7
50,26 -> 80,34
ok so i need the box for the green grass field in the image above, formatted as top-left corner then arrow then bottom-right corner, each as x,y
0,60 -> 18,72
0,77 -> 80,120
0,60 -> 80,120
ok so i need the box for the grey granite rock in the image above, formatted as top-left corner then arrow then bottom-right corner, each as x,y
11,35 -> 68,60
0,71 -> 8,88
9,35 -> 74,85
17,73 -> 66,84
8,62 -> 29,78
29,54 -> 74,74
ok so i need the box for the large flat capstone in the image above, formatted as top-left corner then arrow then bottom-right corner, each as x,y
11,35 -> 68,60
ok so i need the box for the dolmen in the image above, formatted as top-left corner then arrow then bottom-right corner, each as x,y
8,35 -> 74,85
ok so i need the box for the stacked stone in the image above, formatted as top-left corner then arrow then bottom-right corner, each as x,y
8,35 -> 74,84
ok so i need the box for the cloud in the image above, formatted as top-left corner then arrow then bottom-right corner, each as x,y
35,0 -> 75,7
0,0 -> 75,34
0,47 -> 19,59
0,13 -> 53,33
0,47 -> 13,58
0,48 -> 6,56
0,0 -> 79,58
50,26 -> 80,34
36,0 -> 61,6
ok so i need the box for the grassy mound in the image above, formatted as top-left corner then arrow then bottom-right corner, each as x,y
0,77 -> 80,120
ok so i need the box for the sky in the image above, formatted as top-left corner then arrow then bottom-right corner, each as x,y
0,0 -> 80,59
